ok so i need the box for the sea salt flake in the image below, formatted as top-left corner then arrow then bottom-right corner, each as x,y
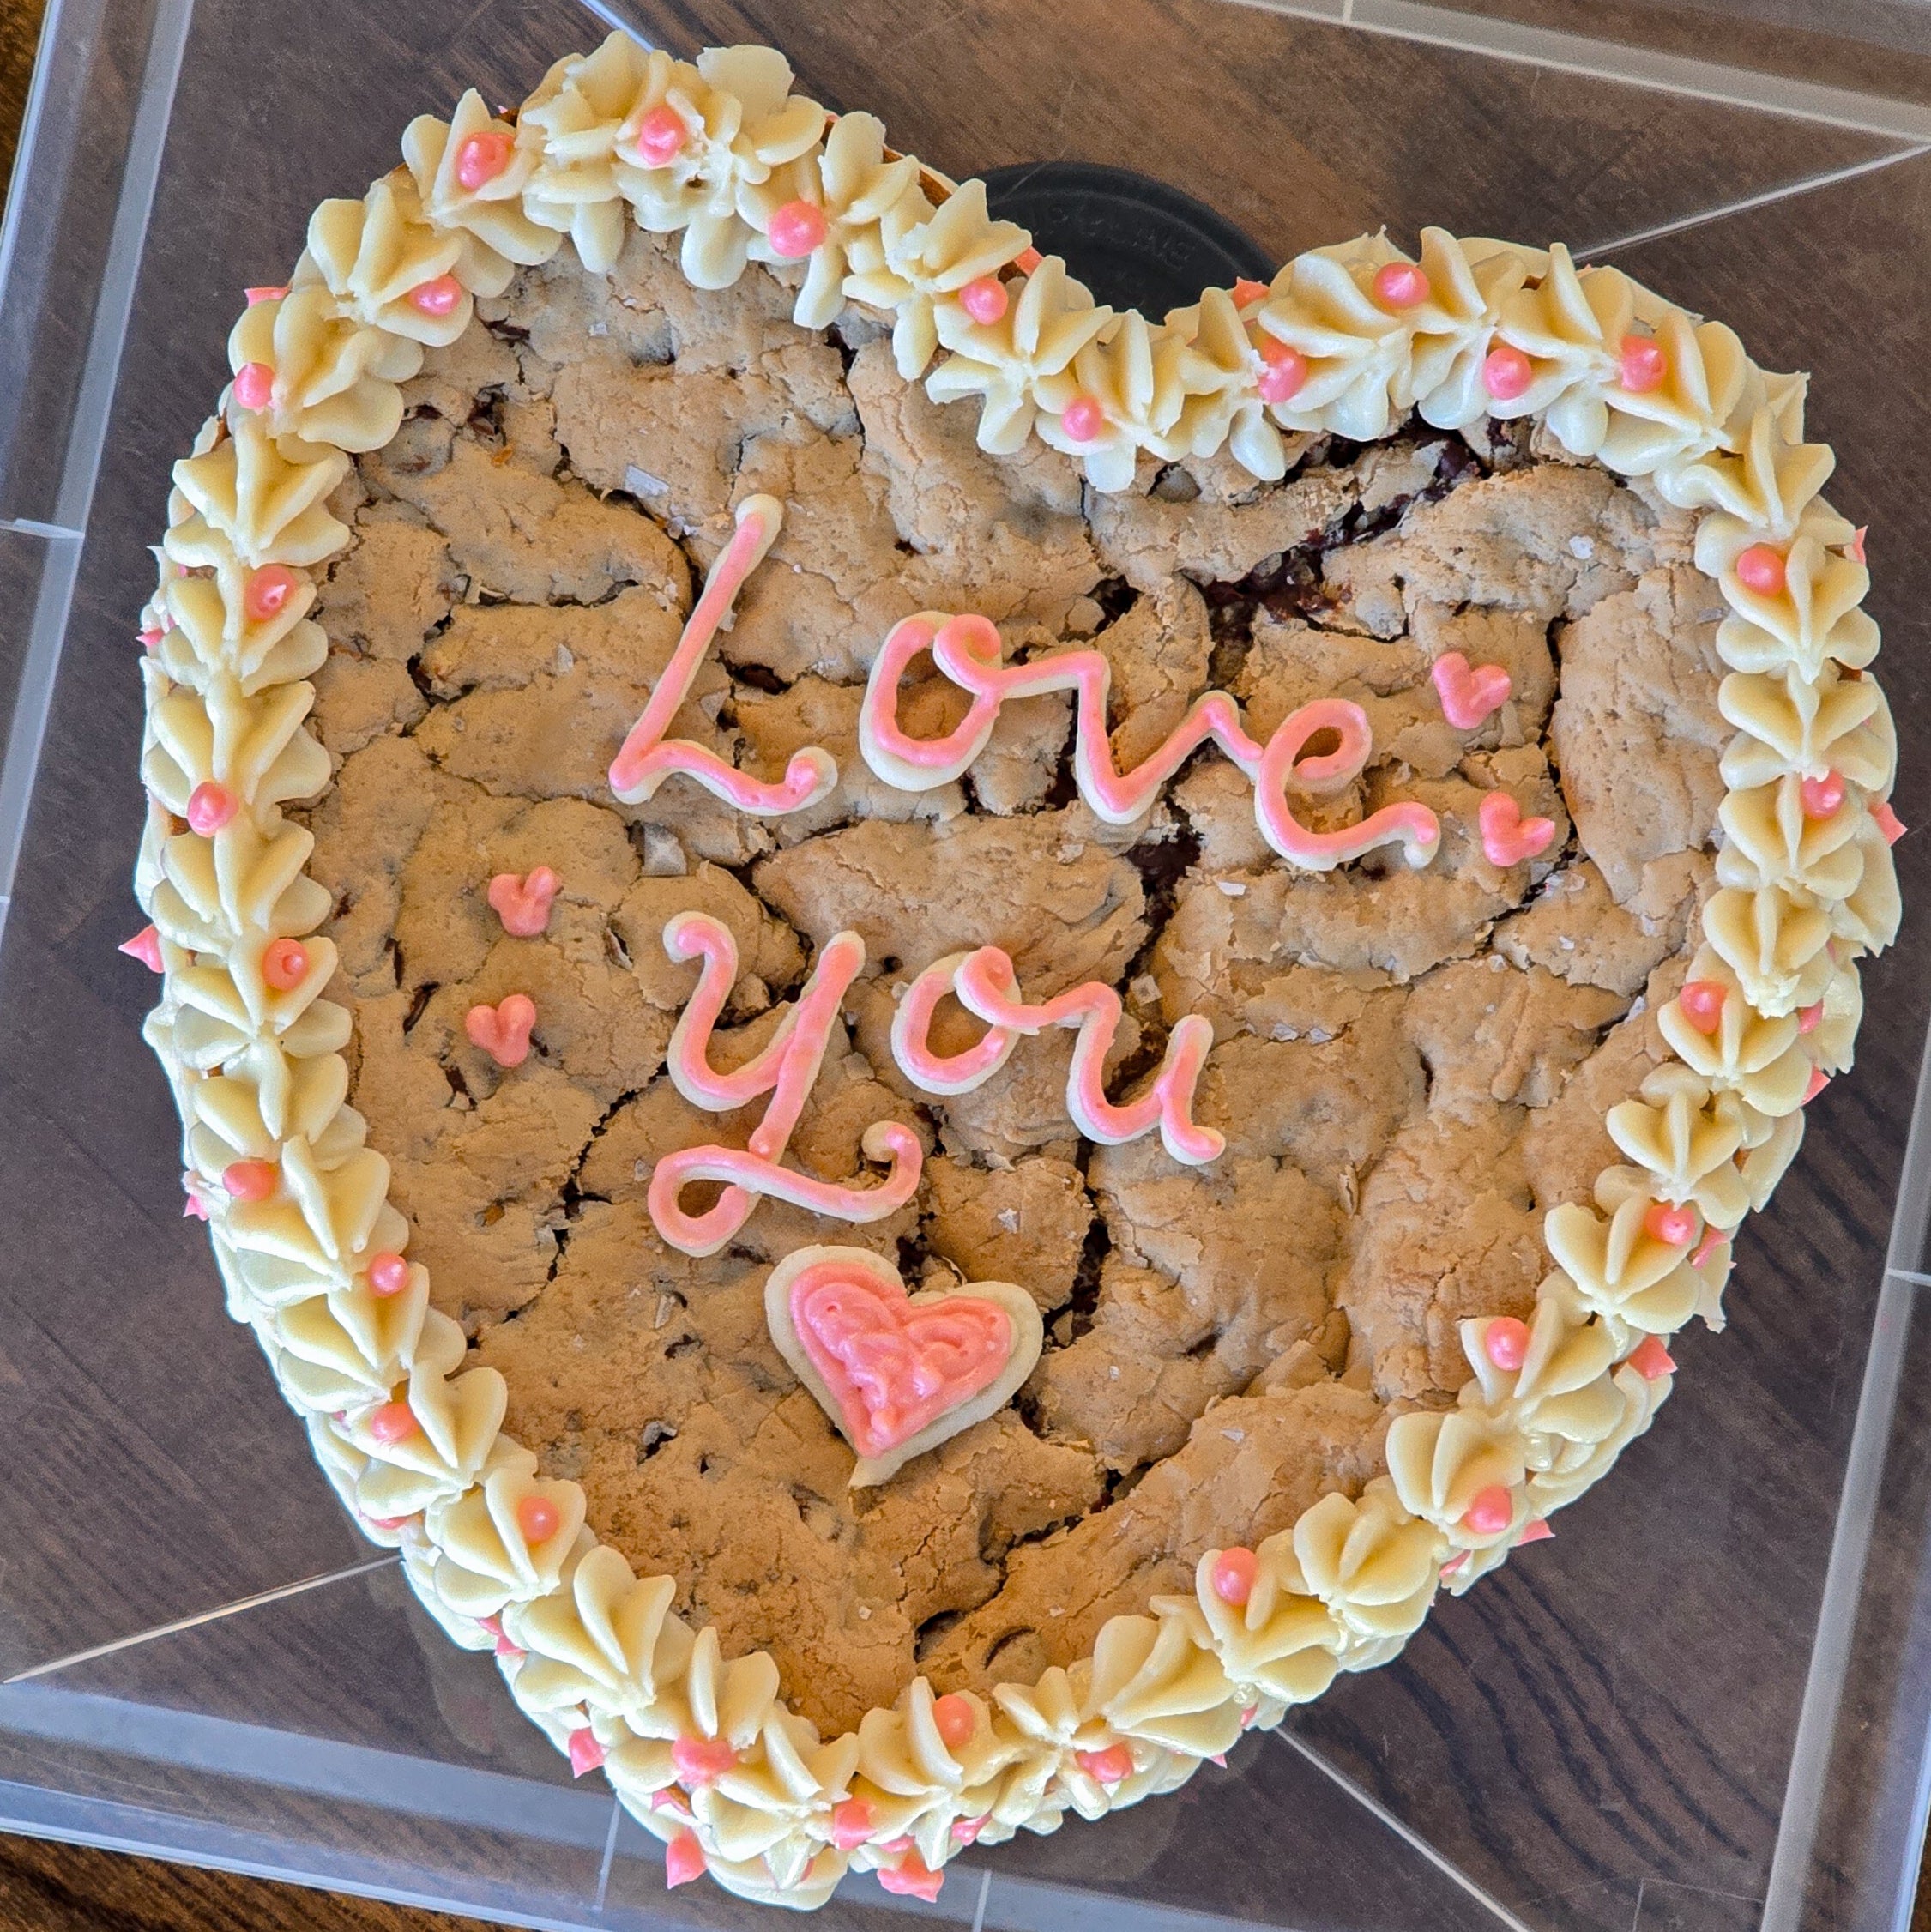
588,320 -> 609,337
1306,1027 -> 1331,1045
624,463 -> 668,498
996,1208 -> 1021,1233
653,1294 -> 678,1330
1271,1023 -> 1300,1041
1214,878 -> 1247,897
1131,975 -> 1161,1005
553,643 -> 574,674
1222,1428 -> 1246,1444
1569,534 -> 1596,559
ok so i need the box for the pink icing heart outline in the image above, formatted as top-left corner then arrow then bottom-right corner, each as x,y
1478,789 -> 1557,866
793,1260 -> 1011,1458
487,866 -> 559,937
765,1247 -> 1044,1485
466,993 -> 536,1067
1430,651 -> 1512,729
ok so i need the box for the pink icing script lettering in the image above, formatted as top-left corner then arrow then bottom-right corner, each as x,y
608,495 -> 837,814
891,947 -> 1223,1166
648,913 -> 921,1255
859,612 -> 1439,871
787,1257 -> 1013,1459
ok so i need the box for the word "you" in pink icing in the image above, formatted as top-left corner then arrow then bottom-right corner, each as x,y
649,913 -> 922,1256
891,949 -> 1223,1166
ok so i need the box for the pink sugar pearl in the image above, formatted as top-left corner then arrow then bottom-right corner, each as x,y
1257,335 -> 1308,405
1059,394 -> 1105,443
632,102 -> 687,166
261,937 -> 309,990
244,564 -> 299,624
232,362 -> 275,411
455,130 -> 514,192
408,274 -> 463,317
516,1494 -> 560,1543
1210,1546 -> 1259,1607
766,199 -> 827,259
1373,261 -> 1430,309
1644,1201 -> 1699,1247
1481,344 -> 1532,401
367,1251 -> 411,1296
222,1157 -> 278,1202
932,1692 -> 976,1748
368,1400 -> 418,1444
186,782 -> 238,836
957,274 -> 1009,325
1735,543 -> 1787,595
1677,980 -> 1726,1035
1801,770 -> 1845,819
1075,1743 -> 1134,1785
1619,333 -> 1668,392
1628,1336 -> 1676,1381
1461,1484 -> 1514,1536
1484,1316 -> 1530,1372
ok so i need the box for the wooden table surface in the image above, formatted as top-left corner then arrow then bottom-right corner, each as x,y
0,3 -> 1928,1929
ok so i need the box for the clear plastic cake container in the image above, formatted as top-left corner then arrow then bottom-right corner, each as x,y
2,0 -> 1929,1926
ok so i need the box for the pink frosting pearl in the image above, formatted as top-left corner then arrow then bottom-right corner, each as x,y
186,782 -> 238,836
671,1735 -> 736,1785
1481,344 -> 1532,401
232,362 -> 275,411
766,198 -> 828,259
1619,333 -> 1668,392
244,564 -> 299,624
1210,1546 -> 1259,1607
1801,770 -> 1845,819
1075,1743 -> 1134,1785
567,1729 -> 605,1778
367,1251 -> 411,1296
1461,1485 -> 1514,1537
830,1799 -> 873,1850
932,1692 -> 977,1748
368,1400 -> 418,1444
632,102 -> 688,166
1677,979 -> 1726,1035
261,937 -> 310,990
957,274 -> 1009,325
1256,335 -> 1307,404
1628,1336 -> 1676,1381
1735,543 -> 1787,595
408,274 -> 463,317
1059,395 -> 1106,443
1644,1201 -> 1699,1247
664,1832 -> 706,1889
1483,1316 -> 1530,1372
222,1157 -> 278,1202
1373,261 -> 1430,309
516,1494 -> 560,1543
455,130 -> 514,192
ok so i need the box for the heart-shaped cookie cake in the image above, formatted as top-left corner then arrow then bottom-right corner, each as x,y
129,33 -> 1901,1911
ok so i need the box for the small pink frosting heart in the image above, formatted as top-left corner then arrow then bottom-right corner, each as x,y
465,993 -> 536,1066
1478,789 -> 1556,866
1430,651 -> 1512,729
792,1259 -> 1011,1458
487,866 -> 559,937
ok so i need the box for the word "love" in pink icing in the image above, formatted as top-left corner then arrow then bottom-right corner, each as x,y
891,949 -> 1223,1166
860,613 -> 1441,872
648,913 -> 922,1256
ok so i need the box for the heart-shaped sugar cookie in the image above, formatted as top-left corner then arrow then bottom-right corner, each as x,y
765,1247 -> 1045,1487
